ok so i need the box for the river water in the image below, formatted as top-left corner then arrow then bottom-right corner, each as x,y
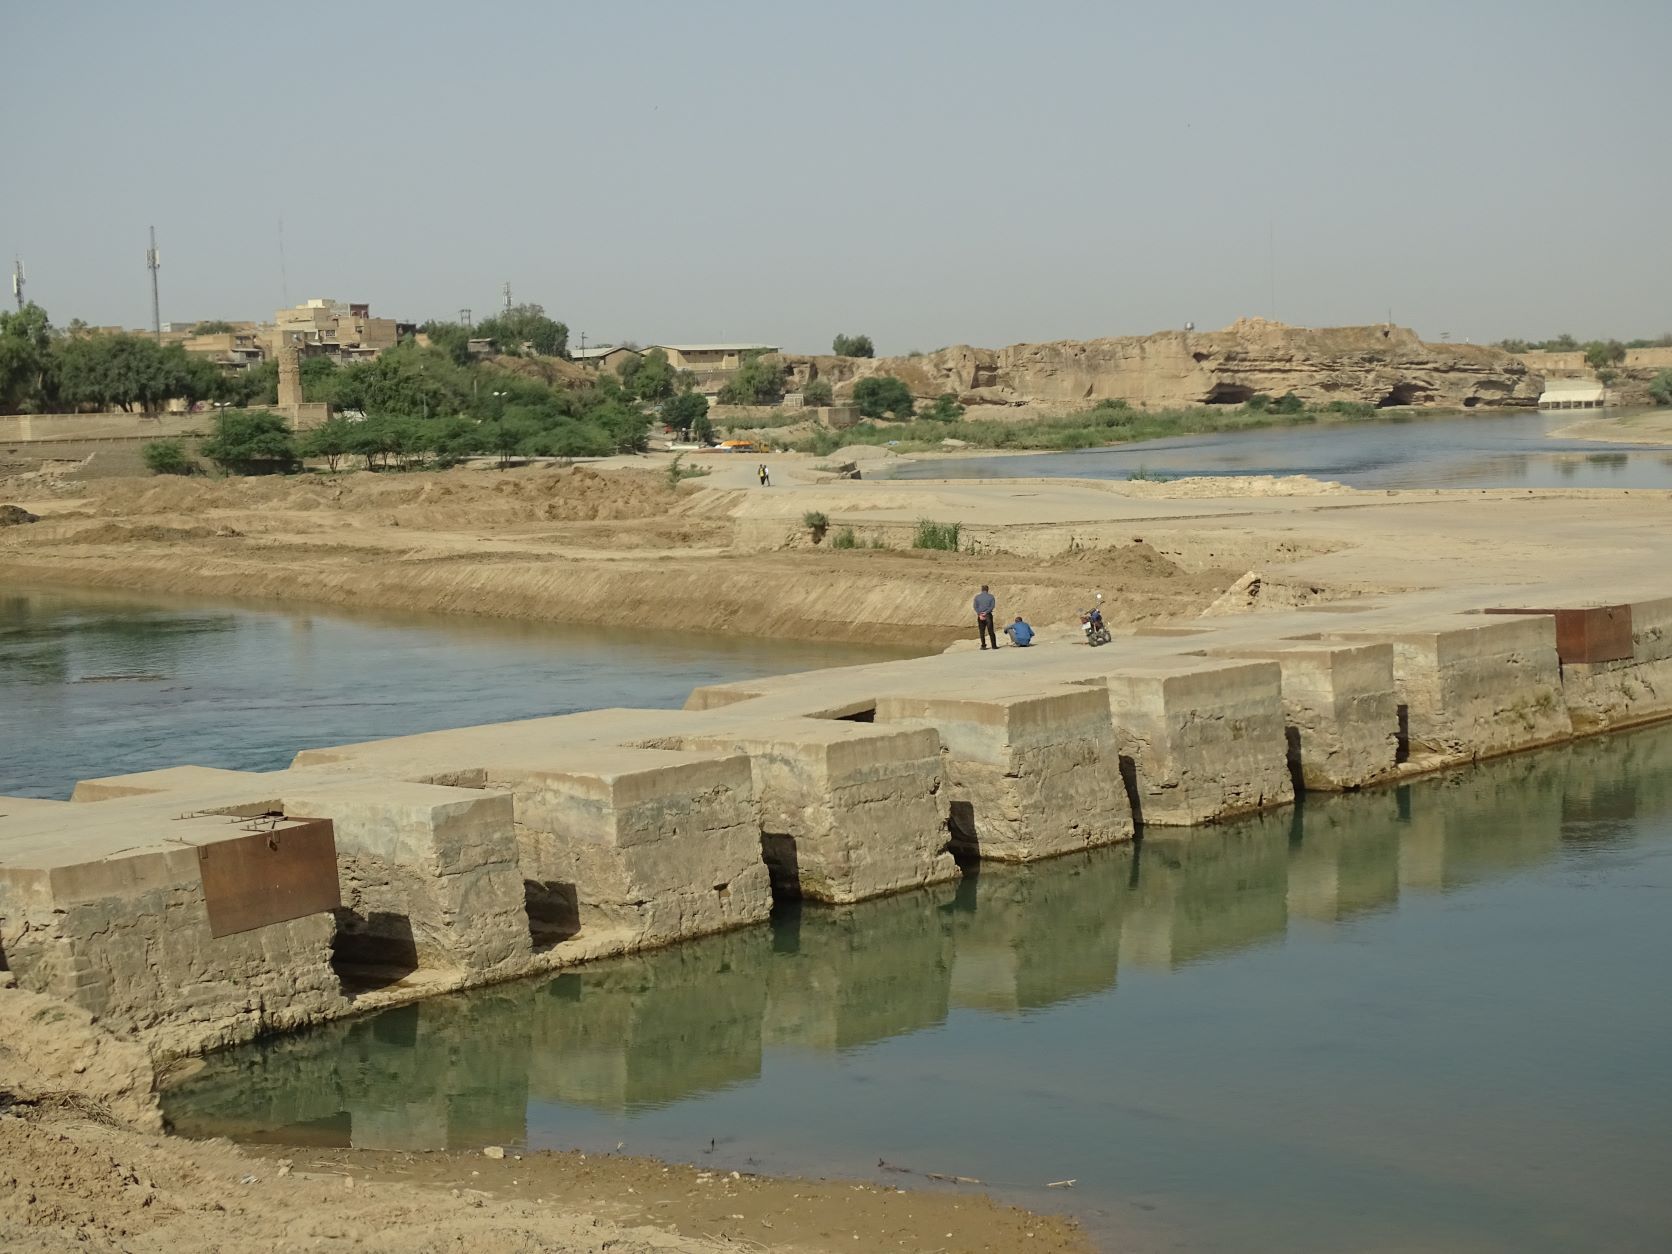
160,721 -> 1672,1253
885,410 -> 1672,489
0,587 -> 919,800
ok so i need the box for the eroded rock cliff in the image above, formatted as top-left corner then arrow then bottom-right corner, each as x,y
784,319 -> 1539,411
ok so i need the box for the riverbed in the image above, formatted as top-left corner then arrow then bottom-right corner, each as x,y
0,587 -> 920,800
163,721 -> 1672,1253
886,409 -> 1672,489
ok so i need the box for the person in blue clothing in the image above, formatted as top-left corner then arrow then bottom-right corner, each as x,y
1004,616 -> 1035,647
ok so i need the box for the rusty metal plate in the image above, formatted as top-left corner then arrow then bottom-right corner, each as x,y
197,817 -> 340,938
1486,606 -> 1634,665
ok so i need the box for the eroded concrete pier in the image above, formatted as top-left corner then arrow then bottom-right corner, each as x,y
8,587 -> 1672,1063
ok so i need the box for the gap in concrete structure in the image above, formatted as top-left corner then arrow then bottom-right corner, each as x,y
1284,725 -> 1305,795
330,910 -> 421,996
1395,704 -> 1411,764
808,702 -> 877,722
760,833 -> 801,902
525,880 -> 581,952
1117,755 -> 1145,829
947,799 -> 979,862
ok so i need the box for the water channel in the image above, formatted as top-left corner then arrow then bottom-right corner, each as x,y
885,410 -> 1672,490
0,587 -> 919,800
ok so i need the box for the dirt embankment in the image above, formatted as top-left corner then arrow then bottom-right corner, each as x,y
0,465 -> 1252,646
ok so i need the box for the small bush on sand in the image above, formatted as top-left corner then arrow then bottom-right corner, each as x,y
831,527 -> 858,549
142,439 -> 196,476
913,519 -> 961,550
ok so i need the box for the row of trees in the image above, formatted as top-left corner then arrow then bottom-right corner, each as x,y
1,304 -> 231,413
1497,333 -> 1672,357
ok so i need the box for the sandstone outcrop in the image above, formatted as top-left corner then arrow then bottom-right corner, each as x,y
782,319 -> 1540,412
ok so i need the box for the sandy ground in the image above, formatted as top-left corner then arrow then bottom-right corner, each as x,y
1553,408 -> 1672,445
0,1108 -> 1087,1253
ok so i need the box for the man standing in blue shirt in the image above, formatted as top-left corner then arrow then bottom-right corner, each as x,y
1004,616 -> 1035,647
973,584 -> 997,650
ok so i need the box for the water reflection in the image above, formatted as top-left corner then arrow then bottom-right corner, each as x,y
165,721 -> 1672,1154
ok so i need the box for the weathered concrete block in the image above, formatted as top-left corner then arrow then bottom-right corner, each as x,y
1098,658 -> 1294,826
874,686 -> 1133,862
1551,597 -> 1672,734
0,802 -> 345,1060
1211,643 -> 1399,790
281,779 -> 531,980
492,749 -> 771,953
1334,614 -> 1569,765
649,721 -> 955,904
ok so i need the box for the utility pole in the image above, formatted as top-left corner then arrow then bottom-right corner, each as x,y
146,226 -> 162,341
10,257 -> 23,311
578,331 -> 587,352
459,307 -> 472,329
502,281 -> 512,315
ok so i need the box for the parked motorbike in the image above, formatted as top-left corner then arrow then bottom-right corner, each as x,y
1080,606 -> 1111,646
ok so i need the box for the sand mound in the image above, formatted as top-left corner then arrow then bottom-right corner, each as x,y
55,523 -> 227,545
1200,569 -> 1332,616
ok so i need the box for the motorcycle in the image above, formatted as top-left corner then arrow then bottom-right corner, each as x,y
1080,606 -> 1111,647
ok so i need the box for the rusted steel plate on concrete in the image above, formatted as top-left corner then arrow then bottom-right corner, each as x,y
197,817 -> 340,938
1487,605 -> 1634,665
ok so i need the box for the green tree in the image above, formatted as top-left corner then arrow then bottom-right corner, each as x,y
142,439 -> 196,475
661,390 -> 709,440
832,333 -> 874,358
1649,370 -> 1672,406
299,354 -> 339,403
624,348 -> 677,402
299,417 -> 355,471
53,333 -> 220,413
475,303 -> 569,357
801,377 -> 834,406
919,392 -> 964,422
717,352 -> 786,405
1583,340 -> 1627,370
0,303 -> 56,412
192,320 -> 237,335
692,412 -> 714,445
852,375 -> 915,420
420,320 -> 474,367
200,409 -> 298,474
331,343 -> 468,420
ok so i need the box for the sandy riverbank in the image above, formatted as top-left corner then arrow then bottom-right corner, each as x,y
1,1107 -> 1088,1253
1553,408 -> 1672,445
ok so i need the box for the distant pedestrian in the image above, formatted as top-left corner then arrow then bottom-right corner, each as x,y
758,463 -> 771,487
973,584 -> 997,651
1004,616 -> 1035,647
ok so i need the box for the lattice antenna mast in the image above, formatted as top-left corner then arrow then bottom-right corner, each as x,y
146,226 -> 162,341
502,281 -> 512,315
10,258 -> 23,311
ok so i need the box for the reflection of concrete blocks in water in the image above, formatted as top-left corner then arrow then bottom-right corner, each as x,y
648,721 -> 955,903
764,885 -> 957,1051
1210,643 -> 1399,791
875,686 -> 1132,861
523,927 -> 771,1111
1332,614 -> 1569,766
1097,658 -> 1294,826
1282,792 -> 1402,922
1120,821 -> 1290,968
0,794 -> 345,1060
950,850 -> 1125,1012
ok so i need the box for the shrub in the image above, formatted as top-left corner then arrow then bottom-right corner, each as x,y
802,378 -> 834,406
142,439 -> 196,475
853,375 -> 915,420
1648,370 -> 1672,406
802,510 -> 829,534
918,392 -> 964,422
831,333 -> 874,358
199,409 -> 298,474
913,519 -> 961,550
1271,391 -> 1305,414
831,527 -> 857,549
1244,393 -> 1272,413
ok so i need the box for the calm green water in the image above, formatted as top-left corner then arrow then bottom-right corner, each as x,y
164,724 -> 1672,1253
0,587 -> 919,800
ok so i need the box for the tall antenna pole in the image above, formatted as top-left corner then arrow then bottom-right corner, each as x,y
146,226 -> 162,340
502,281 -> 512,315
10,258 -> 23,312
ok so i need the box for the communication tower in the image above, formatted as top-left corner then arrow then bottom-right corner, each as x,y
459,308 -> 472,328
10,258 -> 23,311
502,281 -> 512,315
146,226 -> 162,340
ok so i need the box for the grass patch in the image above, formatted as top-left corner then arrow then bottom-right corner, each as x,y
913,519 -> 961,550
665,453 -> 709,486
831,526 -> 858,549
783,398 -> 1377,456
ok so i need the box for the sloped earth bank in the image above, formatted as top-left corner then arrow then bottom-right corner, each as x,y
0,466 -> 1260,647
0,1109 -> 1089,1254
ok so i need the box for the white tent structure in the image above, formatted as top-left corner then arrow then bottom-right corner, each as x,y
1538,377 -> 1608,409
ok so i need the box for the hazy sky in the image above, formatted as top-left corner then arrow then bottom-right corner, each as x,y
7,1 -> 1669,353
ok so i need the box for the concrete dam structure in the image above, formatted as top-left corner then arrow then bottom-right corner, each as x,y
4,590 -> 1672,1066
